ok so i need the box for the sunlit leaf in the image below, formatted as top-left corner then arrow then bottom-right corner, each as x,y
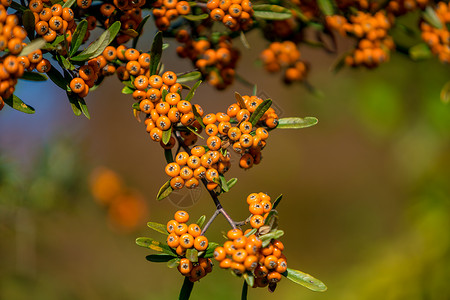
135,237 -> 177,256
219,174 -> 229,192
157,180 -> 173,201
4,94 -> 35,114
243,274 -> 254,290
423,6 -> 443,29
78,97 -> 90,119
162,127 -> 172,145
249,99 -> 272,126
122,86 -> 134,94
317,0 -> 335,15
186,248 -> 198,263
235,92 -> 247,109
203,242 -> 219,258
147,221 -> 169,235
19,38 -> 46,57
283,268 -> 327,292
182,14 -> 209,21
62,0 -> 76,8
167,257 -> 181,268
177,72 -> 202,84
66,92 -> 82,116
196,215 -> 206,228
277,117 -> 318,129
226,178 -> 237,190
70,19 -> 88,57
409,43 -> 432,61
253,5 -> 292,20
192,104 -> 206,128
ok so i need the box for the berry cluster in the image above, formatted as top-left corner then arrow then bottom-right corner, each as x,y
166,210 -> 213,281
163,94 -> 278,191
327,11 -> 394,68
386,0 -> 429,15
206,0 -> 254,31
176,30 -> 240,89
420,2 -> 450,63
247,192 -> 272,229
152,0 -> 191,31
29,0 -> 75,43
260,41 -> 308,83
214,228 -> 287,290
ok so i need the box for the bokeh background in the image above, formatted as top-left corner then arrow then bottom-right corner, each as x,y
1,24 -> 450,300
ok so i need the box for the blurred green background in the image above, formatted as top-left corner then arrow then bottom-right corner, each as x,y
1,27 -> 450,300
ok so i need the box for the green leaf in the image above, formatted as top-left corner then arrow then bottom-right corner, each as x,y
272,194 -> 282,210
277,117 -> 318,129
19,38 -> 46,57
226,178 -> 238,190
283,268 -> 327,292
164,149 -> 174,164
157,180 -> 173,201
46,67 -> 68,90
163,43 -> 170,50
179,277 -> 194,300
66,92 -> 82,116
22,10 -> 36,40
317,0 -> 336,16
147,221 -> 169,235
219,174 -> 229,192
132,102 -> 140,111
242,274 -> 254,289
167,257 -> 181,268
240,31 -> 250,49
203,242 -> 219,258
185,80 -> 202,102
20,72 -> 48,81
69,19 -> 88,57
122,29 -> 139,38
132,14 -> 152,49
409,43 -> 432,61
192,104 -> 206,128
253,5 -> 292,20
62,0 -> 76,8
59,55 -> 76,71
186,248 -> 198,263
182,14 -> 209,21
235,92 -> 247,109
122,86 -> 134,94
10,1 -> 26,11
241,281 -> 248,300
196,215 -> 206,229
260,230 -> 284,246
150,31 -> 163,76
263,210 -> 278,226
162,127 -> 172,145
135,237 -> 177,256
4,94 -> 35,114
423,6 -> 443,29
177,72 -> 202,84
187,126 -> 204,139
146,254 -> 175,262
244,228 -> 257,237
249,99 -> 272,126
78,97 -> 90,119
441,81 -> 450,104
71,21 -> 121,61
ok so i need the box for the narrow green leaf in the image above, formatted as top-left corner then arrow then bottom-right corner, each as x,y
20,72 -> 48,81
164,149 -> 174,164
235,92 -> 247,109
441,81 -> 450,104
179,277 -> 194,300
132,14 -> 152,49
66,92 -> 82,116
177,72 -> 202,84
283,268 -> 327,292
150,31 -> 163,76
135,237 -> 177,256
241,281 -> 248,300
317,0 -> 336,16
132,102 -> 140,111
240,31 -> 250,49
4,94 -> 35,114
249,99 -> 272,126
157,180 -> 173,201
78,97 -> 90,119
423,6 -> 443,29
62,0 -> 76,8
203,242 -> 219,258
162,127 -> 172,145
71,21 -> 121,61
147,221 -> 169,235
187,126 -> 205,139
243,274 -> 254,290
22,10 -> 36,40
186,248 -> 198,263
182,14 -> 208,21
167,257 -> 181,268
192,105 -> 206,128
10,1 -> 26,11
122,86 -> 134,94
277,117 -> 318,129
185,80 -> 202,102
196,215 -> 206,228
219,174 -> 229,192
19,38 -> 46,57
260,230 -> 284,243
226,178 -> 238,190
146,254 -> 174,262
252,85 -> 257,96
70,19 -> 88,57
163,43 -> 170,50
46,67 -> 68,90
409,43 -> 432,61
253,5 -> 292,20
263,210 -> 278,226
244,228 -> 257,237
60,55 -> 76,71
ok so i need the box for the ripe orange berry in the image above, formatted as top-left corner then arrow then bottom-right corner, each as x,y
228,127 -> 241,141
205,167 -> 219,183
267,271 -> 282,283
166,219 -> 179,233
190,265 -> 206,281
165,162 -> 181,177
250,214 -> 264,228
165,92 -> 181,105
231,262 -> 245,275
70,77 -> 85,93
175,151 -> 189,166
170,176 -> 184,189
179,233 -> 194,248
254,265 -> 269,278
213,246 -> 227,261
187,224 -> 201,237
276,258 -> 287,273
185,177 -> 199,189
233,236 -> 247,249
219,257 -> 232,269
194,235 -> 208,251
227,228 -> 243,240
162,71 -> 177,85
156,115 -> 171,131
167,232 -> 180,248
179,166 -> 193,180
178,258 -> 193,275
174,210 -> 189,223
232,249 -> 248,263
239,153 -> 254,169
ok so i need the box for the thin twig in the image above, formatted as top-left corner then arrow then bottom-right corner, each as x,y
200,209 -> 220,235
